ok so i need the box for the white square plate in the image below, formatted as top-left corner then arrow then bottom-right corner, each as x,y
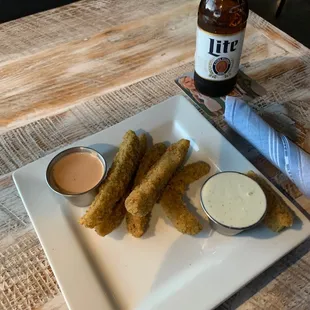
14,96 -> 310,310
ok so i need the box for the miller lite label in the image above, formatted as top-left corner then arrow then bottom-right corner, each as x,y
195,27 -> 245,81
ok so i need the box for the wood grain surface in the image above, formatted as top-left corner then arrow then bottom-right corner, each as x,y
0,0 -> 309,310
0,0 -> 309,132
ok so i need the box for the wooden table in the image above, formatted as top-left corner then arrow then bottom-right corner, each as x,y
0,1 -> 309,309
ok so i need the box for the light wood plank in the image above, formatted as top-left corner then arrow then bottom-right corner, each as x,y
0,1 -> 198,130
0,1 -> 309,132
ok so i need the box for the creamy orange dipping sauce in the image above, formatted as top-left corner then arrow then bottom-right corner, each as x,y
52,152 -> 104,194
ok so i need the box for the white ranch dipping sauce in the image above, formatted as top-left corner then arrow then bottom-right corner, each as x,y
201,172 -> 266,228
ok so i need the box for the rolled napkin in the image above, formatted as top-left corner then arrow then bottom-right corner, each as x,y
225,96 -> 310,197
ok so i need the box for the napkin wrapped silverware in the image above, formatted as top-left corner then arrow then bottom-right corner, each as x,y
225,96 -> 310,197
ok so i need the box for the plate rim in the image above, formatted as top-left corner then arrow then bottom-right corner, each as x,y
13,95 -> 310,310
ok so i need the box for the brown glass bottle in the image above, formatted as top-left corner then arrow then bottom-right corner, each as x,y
194,0 -> 249,97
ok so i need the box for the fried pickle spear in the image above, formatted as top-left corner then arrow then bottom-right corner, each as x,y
126,143 -> 167,237
136,134 -> 148,162
125,139 -> 190,217
247,171 -> 294,232
79,130 -> 140,228
95,134 -> 148,236
95,195 -> 127,236
160,162 -> 210,235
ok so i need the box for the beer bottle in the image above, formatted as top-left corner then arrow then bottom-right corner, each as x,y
194,0 -> 249,97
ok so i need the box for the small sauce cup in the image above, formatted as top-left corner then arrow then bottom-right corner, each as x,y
200,171 -> 267,236
46,147 -> 107,207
